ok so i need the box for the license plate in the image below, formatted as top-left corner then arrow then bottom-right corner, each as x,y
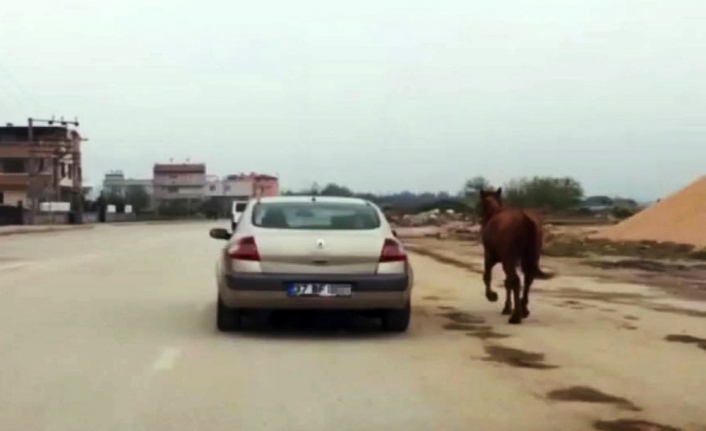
287,283 -> 353,297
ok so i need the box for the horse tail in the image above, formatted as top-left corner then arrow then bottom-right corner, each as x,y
522,212 -> 555,280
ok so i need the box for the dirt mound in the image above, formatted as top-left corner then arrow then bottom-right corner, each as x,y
594,176 -> 706,247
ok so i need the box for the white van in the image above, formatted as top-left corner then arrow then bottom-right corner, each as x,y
231,200 -> 249,230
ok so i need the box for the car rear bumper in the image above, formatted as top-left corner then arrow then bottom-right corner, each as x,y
220,272 -> 411,310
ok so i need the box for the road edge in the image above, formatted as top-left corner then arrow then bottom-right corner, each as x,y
0,225 -> 95,237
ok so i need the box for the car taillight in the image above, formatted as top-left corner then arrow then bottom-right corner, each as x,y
228,236 -> 260,261
379,238 -> 407,263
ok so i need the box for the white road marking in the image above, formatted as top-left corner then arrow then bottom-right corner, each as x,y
152,347 -> 182,371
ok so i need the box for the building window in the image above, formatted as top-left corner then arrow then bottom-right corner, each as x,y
0,158 -> 26,173
209,185 -> 216,191
167,186 -> 178,193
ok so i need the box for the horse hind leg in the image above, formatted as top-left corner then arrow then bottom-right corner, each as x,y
520,258 -> 536,318
483,252 -> 499,302
501,261 -> 523,324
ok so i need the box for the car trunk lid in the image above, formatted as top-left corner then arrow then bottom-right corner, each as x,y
254,229 -> 384,274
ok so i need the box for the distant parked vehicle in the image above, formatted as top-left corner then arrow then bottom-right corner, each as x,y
209,195 -> 413,332
231,200 -> 248,231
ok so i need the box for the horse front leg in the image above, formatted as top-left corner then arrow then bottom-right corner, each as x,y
501,286 -> 512,315
483,252 -> 498,302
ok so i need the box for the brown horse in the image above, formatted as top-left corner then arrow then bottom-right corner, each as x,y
478,188 -> 553,324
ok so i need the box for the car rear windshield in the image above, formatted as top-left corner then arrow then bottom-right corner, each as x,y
252,202 -> 381,230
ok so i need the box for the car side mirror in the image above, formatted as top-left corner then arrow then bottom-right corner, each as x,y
209,228 -> 231,240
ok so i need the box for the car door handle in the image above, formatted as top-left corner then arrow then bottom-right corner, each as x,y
311,259 -> 329,265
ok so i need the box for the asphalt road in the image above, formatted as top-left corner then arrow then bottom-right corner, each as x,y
0,222 -> 704,431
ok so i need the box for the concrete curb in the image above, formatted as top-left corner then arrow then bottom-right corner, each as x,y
0,225 -> 95,237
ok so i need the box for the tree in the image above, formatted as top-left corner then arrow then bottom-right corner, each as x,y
463,176 -> 492,197
320,183 -> 354,197
503,176 -> 584,211
124,185 -> 151,213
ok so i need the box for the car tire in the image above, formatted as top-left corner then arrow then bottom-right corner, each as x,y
381,301 -> 411,333
217,296 -> 243,332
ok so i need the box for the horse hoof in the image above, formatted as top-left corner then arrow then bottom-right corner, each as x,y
501,307 -> 512,315
522,309 -> 531,318
486,291 -> 499,302
508,315 -> 522,324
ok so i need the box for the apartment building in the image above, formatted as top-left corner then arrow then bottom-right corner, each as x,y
153,163 -> 207,203
204,172 -> 279,199
0,124 -> 84,208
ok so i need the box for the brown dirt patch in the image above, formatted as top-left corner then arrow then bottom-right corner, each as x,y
664,334 -> 706,351
406,236 -> 706,302
422,295 -> 442,301
481,345 -> 558,370
465,328 -> 511,340
547,386 -> 640,411
593,419 -> 682,431
437,311 -> 510,339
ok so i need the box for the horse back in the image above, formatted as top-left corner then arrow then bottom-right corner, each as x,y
481,208 -> 540,257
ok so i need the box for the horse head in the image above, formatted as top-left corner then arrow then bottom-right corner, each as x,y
478,187 -> 503,224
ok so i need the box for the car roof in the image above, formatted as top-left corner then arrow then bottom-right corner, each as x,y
253,196 -> 374,205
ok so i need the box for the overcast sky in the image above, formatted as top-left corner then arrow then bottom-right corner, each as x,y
1,0 -> 704,200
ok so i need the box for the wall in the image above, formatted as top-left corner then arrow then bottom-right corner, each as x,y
254,178 -> 279,197
224,178 -> 253,197
24,212 -> 69,225
153,172 -> 206,200
106,212 -> 137,222
1,190 -> 27,207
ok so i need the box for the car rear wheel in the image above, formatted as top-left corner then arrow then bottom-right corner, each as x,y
381,301 -> 411,333
217,296 -> 243,332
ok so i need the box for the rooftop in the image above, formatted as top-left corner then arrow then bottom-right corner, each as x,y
0,125 -> 81,143
153,163 -> 206,174
226,172 -> 278,181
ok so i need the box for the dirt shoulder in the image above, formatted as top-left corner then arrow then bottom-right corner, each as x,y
402,236 -> 706,302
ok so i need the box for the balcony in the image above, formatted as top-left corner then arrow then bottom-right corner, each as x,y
0,142 -> 73,158
0,173 -> 52,191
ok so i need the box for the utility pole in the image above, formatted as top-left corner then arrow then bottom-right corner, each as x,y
27,116 -> 80,224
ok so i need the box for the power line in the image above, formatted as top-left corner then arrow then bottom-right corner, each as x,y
0,61 -> 49,113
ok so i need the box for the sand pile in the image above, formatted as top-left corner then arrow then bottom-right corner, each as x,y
594,175 -> 706,247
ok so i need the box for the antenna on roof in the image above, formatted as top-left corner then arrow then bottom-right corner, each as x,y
311,182 -> 319,202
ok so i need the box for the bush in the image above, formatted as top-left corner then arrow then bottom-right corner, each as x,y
504,176 -> 584,211
611,206 -> 637,219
